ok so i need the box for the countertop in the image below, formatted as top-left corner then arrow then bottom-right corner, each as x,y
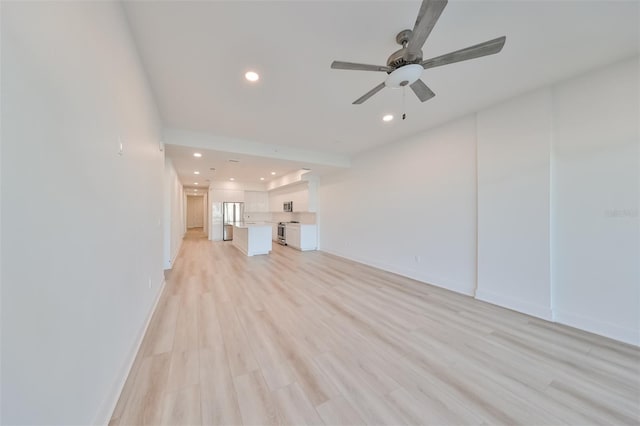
229,221 -> 273,229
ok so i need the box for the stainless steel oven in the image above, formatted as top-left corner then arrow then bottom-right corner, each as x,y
277,222 -> 286,245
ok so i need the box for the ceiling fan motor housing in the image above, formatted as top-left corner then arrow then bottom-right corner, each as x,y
387,30 -> 423,69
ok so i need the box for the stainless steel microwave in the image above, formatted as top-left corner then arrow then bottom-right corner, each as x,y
283,201 -> 293,212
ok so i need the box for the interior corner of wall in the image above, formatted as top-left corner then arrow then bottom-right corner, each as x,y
475,288 -> 553,321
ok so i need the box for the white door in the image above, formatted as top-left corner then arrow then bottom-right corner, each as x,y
186,195 -> 204,228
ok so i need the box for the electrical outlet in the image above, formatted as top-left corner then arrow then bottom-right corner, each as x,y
148,277 -> 152,289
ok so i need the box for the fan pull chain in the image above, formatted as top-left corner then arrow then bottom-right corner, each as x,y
402,86 -> 407,120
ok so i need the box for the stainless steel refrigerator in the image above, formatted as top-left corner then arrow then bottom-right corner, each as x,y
223,202 -> 244,241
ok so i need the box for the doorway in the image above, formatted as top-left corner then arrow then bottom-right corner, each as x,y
186,195 -> 204,229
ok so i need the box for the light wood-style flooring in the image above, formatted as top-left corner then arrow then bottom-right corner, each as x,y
110,228 -> 640,425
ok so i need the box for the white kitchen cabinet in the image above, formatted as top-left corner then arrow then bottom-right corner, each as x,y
286,225 -> 301,249
245,191 -> 269,212
285,224 -> 317,251
231,224 -> 272,256
268,183 -> 309,212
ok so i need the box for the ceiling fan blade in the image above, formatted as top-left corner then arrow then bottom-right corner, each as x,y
405,0 -> 448,61
353,82 -> 386,104
421,36 -> 506,70
410,79 -> 436,102
331,61 -> 393,73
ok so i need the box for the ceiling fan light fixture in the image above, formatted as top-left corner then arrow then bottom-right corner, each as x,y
385,64 -> 423,88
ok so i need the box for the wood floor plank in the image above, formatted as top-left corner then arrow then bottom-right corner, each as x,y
315,396 -> 365,426
216,301 -> 260,377
313,351 -> 407,425
159,385 -> 201,426
234,370 -> 280,426
260,361 -> 296,391
166,350 -> 199,393
111,228 -> 640,426
117,353 -> 171,426
197,292 -> 222,350
173,290 -> 199,352
199,347 -> 243,426
272,382 -> 324,426
385,386 -> 459,425
143,294 -> 180,356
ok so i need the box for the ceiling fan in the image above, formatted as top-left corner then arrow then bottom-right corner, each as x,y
331,0 -> 506,105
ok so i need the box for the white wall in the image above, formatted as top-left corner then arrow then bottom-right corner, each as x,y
552,58 -> 639,344
1,2 -> 165,424
319,56 -> 639,345
269,182 -> 310,213
476,90 -> 553,320
163,158 -> 184,269
202,191 -> 209,235
319,116 -> 478,296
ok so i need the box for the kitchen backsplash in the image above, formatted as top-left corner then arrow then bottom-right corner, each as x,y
244,211 -> 316,224
243,212 -> 271,222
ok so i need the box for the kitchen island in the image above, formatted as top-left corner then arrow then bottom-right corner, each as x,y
231,222 -> 272,256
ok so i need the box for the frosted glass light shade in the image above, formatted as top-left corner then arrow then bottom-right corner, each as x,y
385,64 -> 423,88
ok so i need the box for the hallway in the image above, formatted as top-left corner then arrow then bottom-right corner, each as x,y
110,231 -> 639,425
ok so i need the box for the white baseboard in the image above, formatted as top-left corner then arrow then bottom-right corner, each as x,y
319,248 -> 475,297
474,288 -> 553,321
554,309 -> 639,347
93,278 -> 167,425
169,237 -> 184,269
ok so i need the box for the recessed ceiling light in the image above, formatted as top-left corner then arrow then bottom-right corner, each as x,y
260,177 -> 265,181
271,171 -> 276,175
193,152 -> 202,158
382,114 -> 394,122
245,71 -> 259,82
194,171 -> 200,175
194,182 -> 199,185
230,177 -> 235,181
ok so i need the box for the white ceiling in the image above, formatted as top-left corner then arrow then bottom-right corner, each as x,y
124,1 -> 639,157
165,144 -> 340,187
